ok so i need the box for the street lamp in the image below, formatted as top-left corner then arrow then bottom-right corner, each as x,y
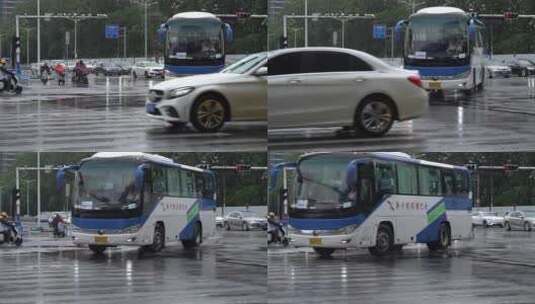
131,0 -> 158,59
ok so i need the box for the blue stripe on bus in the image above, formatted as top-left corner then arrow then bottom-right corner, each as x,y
416,213 -> 447,243
179,214 -> 200,241
289,214 -> 366,230
404,65 -> 471,77
73,216 -> 145,230
165,64 -> 224,75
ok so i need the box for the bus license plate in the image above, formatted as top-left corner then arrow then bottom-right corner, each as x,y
94,235 -> 108,245
429,81 -> 442,90
309,238 -> 322,246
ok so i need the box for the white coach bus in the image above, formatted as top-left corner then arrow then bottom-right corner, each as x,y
56,152 -> 217,254
284,152 -> 473,257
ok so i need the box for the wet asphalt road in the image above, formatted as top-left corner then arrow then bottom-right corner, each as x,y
267,227 -> 535,304
0,230 -> 266,304
269,77 -> 535,152
0,76 -> 266,152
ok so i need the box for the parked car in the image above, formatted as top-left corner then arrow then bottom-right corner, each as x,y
507,59 -> 535,77
487,65 -> 512,79
216,216 -> 224,228
95,62 -> 125,76
224,211 -> 267,231
472,211 -> 504,227
146,52 -> 267,132
267,47 -> 429,137
131,61 -> 165,79
504,210 -> 535,231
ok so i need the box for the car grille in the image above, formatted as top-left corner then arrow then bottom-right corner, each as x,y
148,89 -> 165,103
164,107 -> 179,118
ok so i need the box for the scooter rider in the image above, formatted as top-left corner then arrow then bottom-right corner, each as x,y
0,58 -> 17,90
267,212 -> 286,245
40,62 -> 51,78
0,211 -> 17,242
51,213 -> 65,237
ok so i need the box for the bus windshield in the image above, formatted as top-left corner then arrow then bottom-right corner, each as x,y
221,53 -> 267,74
74,160 -> 141,217
407,15 -> 468,60
294,155 -> 357,211
166,18 -> 223,61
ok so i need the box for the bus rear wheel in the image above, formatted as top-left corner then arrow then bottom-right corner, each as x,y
427,222 -> 451,251
369,223 -> 394,256
89,245 -> 106,255
313,247 -> 335,258
182,222 -> 202,249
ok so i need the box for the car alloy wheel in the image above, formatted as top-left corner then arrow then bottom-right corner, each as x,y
357,99 -> 394,136
192,97 -> 226,132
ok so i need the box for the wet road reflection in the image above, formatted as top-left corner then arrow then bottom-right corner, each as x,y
268,228 -> 535,304
0,231 -> 266,304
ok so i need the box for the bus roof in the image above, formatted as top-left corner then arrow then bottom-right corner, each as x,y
169,11 -> 220,21
84,152 -> 207,173
299,152 -> 468,171
414,6 -> 466,16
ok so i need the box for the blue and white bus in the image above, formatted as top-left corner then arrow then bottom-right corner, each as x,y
396,7 -> 487,93
158,12 -> 233,75
56,152 -> 217,254
282,152 -> 472,257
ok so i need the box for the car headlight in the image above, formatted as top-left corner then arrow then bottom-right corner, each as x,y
169,87 -> 194,99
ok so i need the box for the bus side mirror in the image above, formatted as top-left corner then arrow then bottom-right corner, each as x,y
224,23 -> 234,44
394,20 -> 407,44
345,161 -> 358,188
134,164 -> 149,192
56,165 -> 79,191
468,21 -> 477,41
157,23 -> 167,44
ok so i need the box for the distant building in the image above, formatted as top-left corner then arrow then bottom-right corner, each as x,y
269,0 -> 287,16
0,153 -> 16,175
0,0 -> 23,22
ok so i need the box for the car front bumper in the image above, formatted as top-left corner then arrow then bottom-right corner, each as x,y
145,95 -> 194,124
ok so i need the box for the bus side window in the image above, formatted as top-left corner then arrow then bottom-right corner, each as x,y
357,162 -> 375,214
152,167 -> 168,197
419,167 -> 442,196
396,163 -> 418,195
442,170 -> 455,196
454,171 -> 469,197
194,173 -> 205,198
167,168 -> 181,197
375,163 -> 397,195
179,170 -> 196,198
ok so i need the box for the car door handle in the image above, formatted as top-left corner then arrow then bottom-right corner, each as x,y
354,78 -> 367,83
289,79 -> 302,84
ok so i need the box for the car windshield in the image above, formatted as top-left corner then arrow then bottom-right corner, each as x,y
407,14 -> 468,60
166,18 -> 222,60
74,160 -> 140,213
294,155 -> 357,211
240,211 -> 259,218
221,53 -> 267,74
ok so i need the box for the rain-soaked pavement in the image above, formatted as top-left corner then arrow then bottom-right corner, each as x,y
269,77 -> 535,152
268,227 -> 535,304
0,230 -> 266,304
0,75 -> 266,152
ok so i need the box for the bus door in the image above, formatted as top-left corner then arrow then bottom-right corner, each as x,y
356,160 -> 376,215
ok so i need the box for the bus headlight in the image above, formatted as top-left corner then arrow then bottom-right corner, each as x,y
169,87 -> 194,99
121,224 -> 142,234
335,224 -> 359,235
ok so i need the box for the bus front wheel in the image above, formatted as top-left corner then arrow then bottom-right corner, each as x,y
145,223 -> 165,253
182,222 -> 202,249
427,222 -> 451,251
313,247 -> 335,258
368,223 -> 394,256
89,245 -> 106,255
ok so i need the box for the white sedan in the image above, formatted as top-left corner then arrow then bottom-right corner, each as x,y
146,53 -> 267,132
268,47 -> 429,136
132,61 -> 165,79
472,211 -> 504,228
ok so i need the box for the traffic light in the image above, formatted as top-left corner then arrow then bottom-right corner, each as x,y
279,35 -> 288,49
236,11 -> 251,19
465,163 -> 478,171
504,12 -> 519,19
235,164 -> 251,173
504,163 -> 519,171
12,188 -> 21,200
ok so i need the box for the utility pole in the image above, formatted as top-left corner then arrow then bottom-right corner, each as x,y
0,34 -> 4,58
37,0 -> 40,64
25,180 -> 31,216
304,0 -> 309,47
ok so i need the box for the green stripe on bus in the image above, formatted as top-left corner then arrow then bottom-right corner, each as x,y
187,202 -> 200,223
427,202 -> 446,224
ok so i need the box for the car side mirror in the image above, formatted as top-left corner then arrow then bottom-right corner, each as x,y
254,66 -> 268,77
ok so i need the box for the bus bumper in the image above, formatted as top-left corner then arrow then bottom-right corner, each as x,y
72,231 -> 151,247
289,233 -> 357,249
422,78 -> 473,91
